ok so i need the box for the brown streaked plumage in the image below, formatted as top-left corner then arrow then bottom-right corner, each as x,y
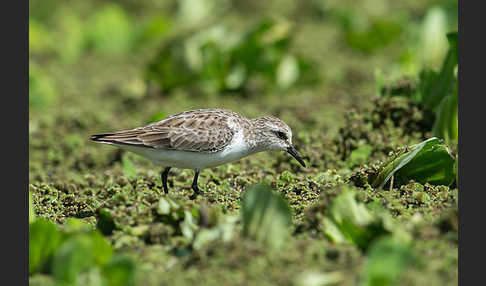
91,108 -> 306,199
91,109 -> 245,153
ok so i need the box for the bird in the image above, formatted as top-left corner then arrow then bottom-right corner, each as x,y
91,108 -> 306,199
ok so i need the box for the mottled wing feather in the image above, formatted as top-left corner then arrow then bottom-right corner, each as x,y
92,109 -> 241,153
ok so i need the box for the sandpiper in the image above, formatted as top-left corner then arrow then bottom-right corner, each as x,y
91,108 -> 306,199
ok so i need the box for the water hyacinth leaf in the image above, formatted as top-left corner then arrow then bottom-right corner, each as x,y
89,231 -> 115,267
421,32 -> 458,111
193,215 -> 238,250
421,7 -> 448,69
52,235 -> 96,284
102,254 -> 136,286
362,237 -> 416,286
52,229 -> 114,284
372,138 -> 455,188
29,219 -> 62,274
432,78 -> 458,143
242,184 -> 292,249
323,190 -> 391,251
181,210 -> 198,240
157,197 -> 172,215
276,54 -> 299,89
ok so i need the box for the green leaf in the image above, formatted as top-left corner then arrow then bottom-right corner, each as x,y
432,79 -> 458,143
102,254 -> 136,286
157,197 -> 172,215
180,210 -> 198,240
29,192 -> 35,223
89,231 -> 114,267
241,184 -> 292,249
372,138 -> 455,188
52,235 -> 96,284
421,7 -> 449,69
421,31 -> 458,110
323,190 -> 391,251
97,208 -> 116,235
29,219 -> 62,274
52,230 -> 113,284
362,237 -> 417,286
276,54 -> 299,89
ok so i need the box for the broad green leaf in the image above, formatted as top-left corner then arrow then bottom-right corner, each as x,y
52,235 -> 96,284
323,190 -> 391,251
157,197 -> 172,215
102,254 -> 136,286
241,184 -> 292,249
276,54 -> 299,89
180,210 -> 198,240
421,7 -> 448,69
433,79 -> 458,143
52,230 -> 112,284
362,237 -> 416,286
29,219 -> 62,274
421,32 -> 458,110
193,215 -> 238,250
89,231 -> 114,267
372,138 -> 455,188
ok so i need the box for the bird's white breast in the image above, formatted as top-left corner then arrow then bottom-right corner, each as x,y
115,127 -> 252,170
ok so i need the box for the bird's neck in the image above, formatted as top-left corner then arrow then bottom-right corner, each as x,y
245,119 -> 270,153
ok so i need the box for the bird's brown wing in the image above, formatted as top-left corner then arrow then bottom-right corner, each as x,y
91,109 -> 241,153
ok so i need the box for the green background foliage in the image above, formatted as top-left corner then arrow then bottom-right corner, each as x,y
29,0 -> 458,285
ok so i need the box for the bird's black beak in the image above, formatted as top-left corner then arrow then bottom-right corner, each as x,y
286,145 -> 306,167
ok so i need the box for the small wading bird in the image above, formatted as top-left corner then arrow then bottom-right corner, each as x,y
91,109 -> 306,199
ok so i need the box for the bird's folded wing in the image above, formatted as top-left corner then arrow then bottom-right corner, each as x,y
93,126 -> 234,153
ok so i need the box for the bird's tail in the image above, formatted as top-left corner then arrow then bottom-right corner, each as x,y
90,129 -> 147,147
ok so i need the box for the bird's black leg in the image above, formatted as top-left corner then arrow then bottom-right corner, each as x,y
190,169 -> 202,200
161,167 -> 171,194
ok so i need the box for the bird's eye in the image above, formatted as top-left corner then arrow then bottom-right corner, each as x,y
275,131 -> 287,140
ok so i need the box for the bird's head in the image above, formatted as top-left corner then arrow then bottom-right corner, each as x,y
251,116 -> 306,167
